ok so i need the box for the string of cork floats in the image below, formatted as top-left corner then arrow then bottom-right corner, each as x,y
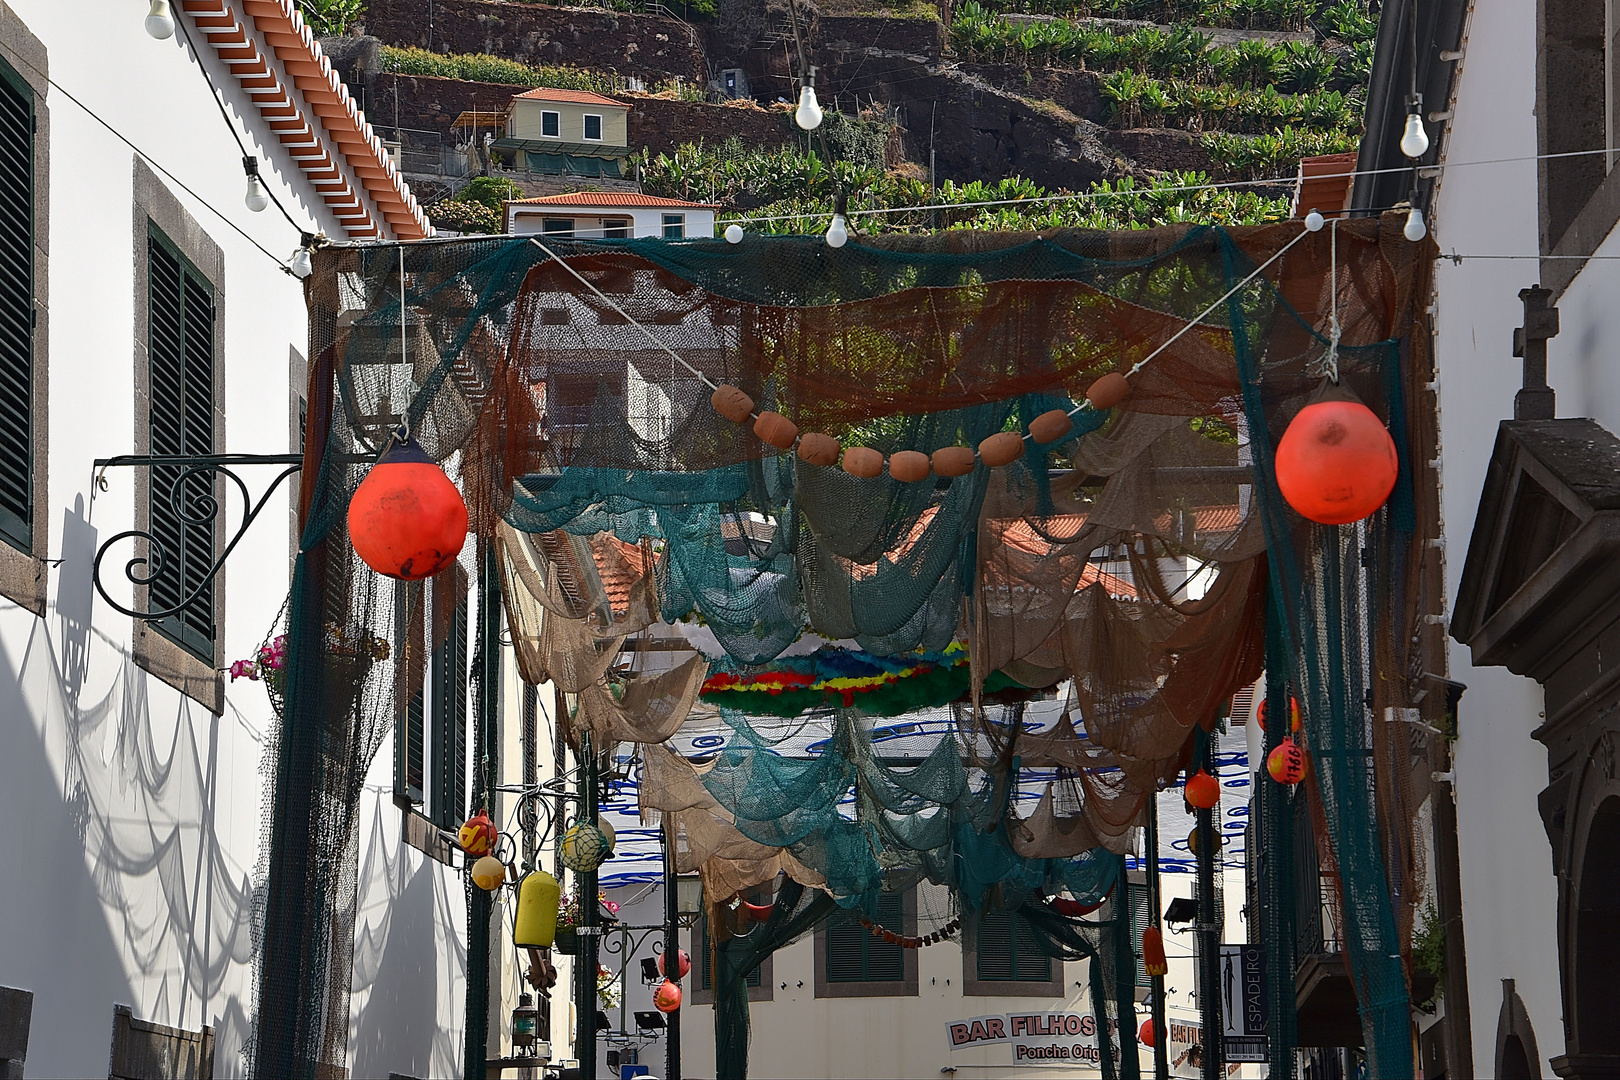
708,372 -> 1131,479
857,914 -> 962,949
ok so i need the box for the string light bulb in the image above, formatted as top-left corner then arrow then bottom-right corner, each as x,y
795,67 -> 823,131
288,232 -> 317,279
145,0 -> 175,39
724,223 -> 744,244
243,157 -> 270,213
825,213 -> 847,248
1400,110 -> 1429,159
1404,206 -> 1427,242
1304,209 -> 1325,232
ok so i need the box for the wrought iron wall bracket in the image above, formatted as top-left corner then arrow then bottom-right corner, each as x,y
91,454 -> 304,622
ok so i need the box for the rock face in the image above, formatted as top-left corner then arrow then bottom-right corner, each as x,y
361,0 -> 1217,190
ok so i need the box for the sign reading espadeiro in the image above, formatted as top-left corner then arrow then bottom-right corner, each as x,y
946,1012 -> 1120,1066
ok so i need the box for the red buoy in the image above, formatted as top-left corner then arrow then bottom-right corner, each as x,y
1256,694 -> 1302,733
654,979 -> 682,1013
1275,397 -> 1398,525
348,437 -> 467,581
1185,769 -> 1220,809
1139,1018 -> 1155,1047
659,948 -> 691,980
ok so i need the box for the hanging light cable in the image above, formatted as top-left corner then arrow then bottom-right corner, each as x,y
1401,0 -> 1429,159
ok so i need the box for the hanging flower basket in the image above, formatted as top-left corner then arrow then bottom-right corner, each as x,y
232,624 -> 389,720
553,928 -> 579,955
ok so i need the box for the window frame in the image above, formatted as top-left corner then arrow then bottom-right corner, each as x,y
541,110 -> 560,138
601,218 -> 630,239
132,158 -> 226,713
962,909 -> 1065,997
661,214 -> 686,240
542,217 -> 575,238
813,888 -> 919,999
0,23 -> 48,617
582,113 -> 603,141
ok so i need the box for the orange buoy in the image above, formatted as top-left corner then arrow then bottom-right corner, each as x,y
654,979 -> 682,1013
1256,694 -> 1302,733
1139,1018 -> 1155,1047
659,948 -> 691,980
1029,409 -> 1074,444
1185,769 -> 1220,809
457,808 -> 498,856
931,446 -> 976,477
1275,397 -> 1398,525
1267,737 -> 1307,785
711,384 -> 754,423
348,437 -> 467,581
1086,372 -> 1131,410
797,432 -> 841,466
842,446 -> 884,478
978,430 -> 1025,467
753,411 -> 799,450
889,450 -> 931,483
1142,926 -> 1168,977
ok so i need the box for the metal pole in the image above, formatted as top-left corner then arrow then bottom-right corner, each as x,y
664,817 -> 682,1080
575,730 -> 599,1080
1145,794 -> 1168,1080
1196,735 -> 1222,1080
466,541 -> 502,1080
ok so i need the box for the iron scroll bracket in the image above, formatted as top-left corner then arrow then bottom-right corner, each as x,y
90,453 -> 304,622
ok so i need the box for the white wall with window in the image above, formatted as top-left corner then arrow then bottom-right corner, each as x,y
507,195 -> 717,240
0,4 -> 464,1078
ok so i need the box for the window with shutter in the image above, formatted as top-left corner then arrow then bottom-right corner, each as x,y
395,580 -> 426,805
814,887 -> 917,997
973,910 -> 1053,984
146,227 -> 216,661
0,55 -> 33,555
1129,881 -> 1152,986
428,573 -> 469,831
691,895 -> 772,1004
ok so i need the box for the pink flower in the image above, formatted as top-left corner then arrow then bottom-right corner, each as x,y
229,660 -> 259,682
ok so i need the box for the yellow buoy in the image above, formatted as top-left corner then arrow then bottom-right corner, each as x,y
514,870 -> 561,948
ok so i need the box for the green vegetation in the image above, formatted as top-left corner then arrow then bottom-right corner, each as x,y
636,137 -> 1291,233
379,46 -> 705,100
1413,900 -> 1445,1012
427,176 -> 525,235
966,0 -> 1370,33
298,0 -> 365,36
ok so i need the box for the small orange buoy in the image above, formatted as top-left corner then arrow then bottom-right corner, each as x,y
659,948 -> 691,980
753,411 -> 799,450
711,384 -> 755,424
1142,926 -> 1168,977
931,446 -> 976,477
458,809 -> 498,856
1256,695 -> 1302,733
978,430 -> 1025,467
471,855 -> 506,891
1029,409 -> 1074,444
797,432 -> 841,466
889,450 -> 931,483
1086,372 -> 1131,410
1267,737 -> 1307,785
654,979 -> 682,1013
842,446 -> 884,478
348,437 -> 468,581
1139,1018 -> 1155,1048
1275,398 -> 1398,525
1185,769 -> 1220,809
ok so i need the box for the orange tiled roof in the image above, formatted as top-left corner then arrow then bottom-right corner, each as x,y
511,192 -> 720,209
181,0 -> 430,239
513,87 -> 631,108
589,534 -> 652,619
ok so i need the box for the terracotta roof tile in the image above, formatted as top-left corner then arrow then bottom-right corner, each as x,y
510,192 -> 720,209
513,87 -> 631,108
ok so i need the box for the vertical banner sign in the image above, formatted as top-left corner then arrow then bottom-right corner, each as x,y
1219,943 -> 1268,1063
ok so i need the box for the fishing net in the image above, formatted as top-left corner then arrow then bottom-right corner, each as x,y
253,217 -> 1436,1078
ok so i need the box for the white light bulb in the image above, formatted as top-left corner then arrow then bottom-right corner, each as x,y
1400,111 -> 1430,159
825,213 -> 847,249
1304,209 -> 1325,232
245,174 -> 270,213
1404,207 -> 1427,242
724,223 -> 744,244
795,85 -> 823,131
289,247 -> 314,279
145,0 -> 175,39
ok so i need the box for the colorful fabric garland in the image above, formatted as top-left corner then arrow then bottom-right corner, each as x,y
699,643 -> 1021,716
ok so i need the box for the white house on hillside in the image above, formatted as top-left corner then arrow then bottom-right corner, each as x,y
506,191 -> 719,240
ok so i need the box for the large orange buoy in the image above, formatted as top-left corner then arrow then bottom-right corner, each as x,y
1274,391 -> 1398,525
349,436 -> 467,581
1185,769 -> 1220,809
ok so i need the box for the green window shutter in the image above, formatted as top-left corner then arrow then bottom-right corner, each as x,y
0,56 -> 32,554
147,229 -> 216,660
977,910 -> 1053,983
826,891 -> 905,983
700,905 -> 763,990
430,593 -> 469,829
1129,882 -> 1152,986
394,581 -> 425,804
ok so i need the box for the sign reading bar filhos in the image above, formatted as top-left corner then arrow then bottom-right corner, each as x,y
946,1012 -> 1120,1066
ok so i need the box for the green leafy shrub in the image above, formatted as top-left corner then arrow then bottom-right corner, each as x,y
299,0 -> 365,36
380,46 -> 627,93
427,199 -> 503,234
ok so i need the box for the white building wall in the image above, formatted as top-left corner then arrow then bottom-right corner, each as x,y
0,5 -> 465,1078
1429,0 -> 1566,1072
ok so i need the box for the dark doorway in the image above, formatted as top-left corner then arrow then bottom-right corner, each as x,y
1576,796 -> 1620,1054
